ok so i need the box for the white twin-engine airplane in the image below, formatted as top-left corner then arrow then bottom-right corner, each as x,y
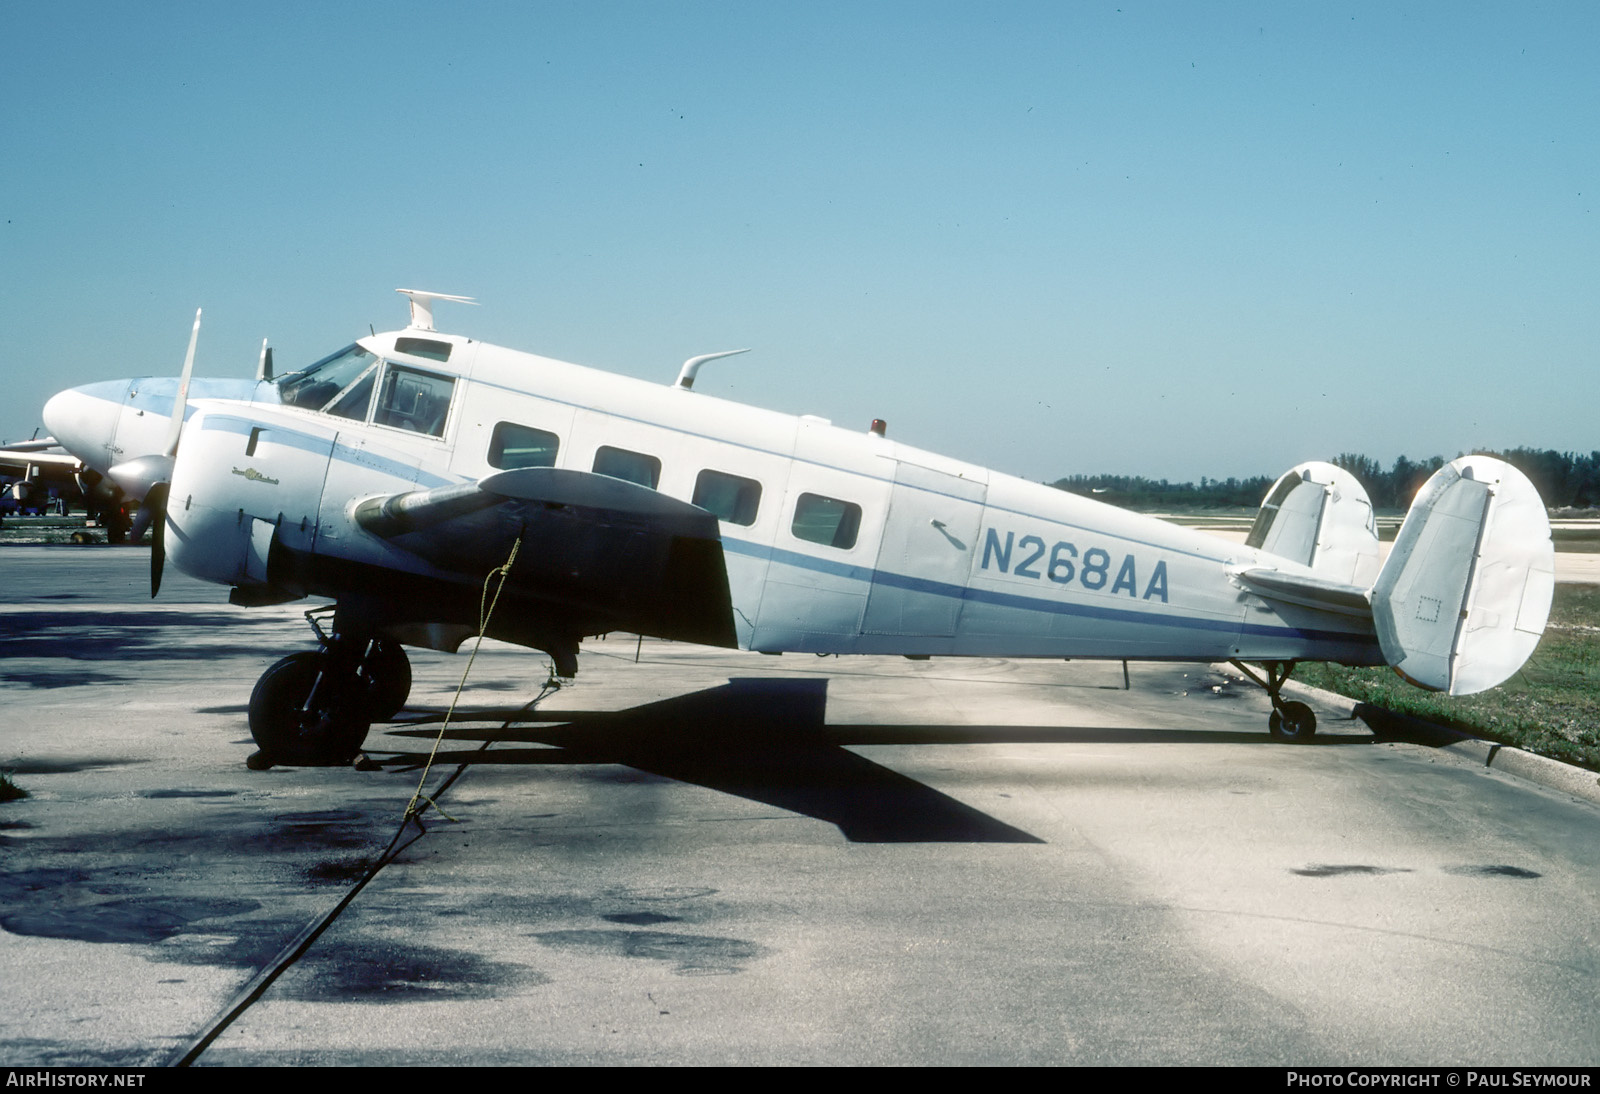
41,290 -> 1555,768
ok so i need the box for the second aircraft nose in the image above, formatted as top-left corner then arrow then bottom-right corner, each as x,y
42,381 -> 133,474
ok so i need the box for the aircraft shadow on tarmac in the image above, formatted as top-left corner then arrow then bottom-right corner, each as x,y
382,677 -> 1046,843
377,676 -> 1367,844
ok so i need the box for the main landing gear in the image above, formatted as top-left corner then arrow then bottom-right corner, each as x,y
1228,659 -> 1317,742
247,607 -> 412,768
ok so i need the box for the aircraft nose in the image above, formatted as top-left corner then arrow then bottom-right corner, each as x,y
42,381 -> 130,473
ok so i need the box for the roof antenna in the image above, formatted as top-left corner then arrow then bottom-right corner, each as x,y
396,288 -> 478,332
674,348 -> 750,390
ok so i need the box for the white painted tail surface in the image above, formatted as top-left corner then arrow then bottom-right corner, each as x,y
1248,461 -> 1381,586
1370,456 -> 1554,695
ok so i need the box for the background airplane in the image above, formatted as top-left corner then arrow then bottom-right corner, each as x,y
21,313 -> 271,541
0,436 -> 85,518
38,291 -> 1556,769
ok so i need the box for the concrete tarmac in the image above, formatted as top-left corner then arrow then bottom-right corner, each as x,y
2,547 -> 1597,1066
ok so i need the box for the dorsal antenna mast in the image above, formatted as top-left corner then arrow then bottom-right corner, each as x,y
674,348 -> 751,390
395,288 -> 477,332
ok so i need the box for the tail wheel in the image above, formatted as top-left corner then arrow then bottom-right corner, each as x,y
248,651 -> 371,766
361,640 -> 412,721
1268,700 -> 1317,741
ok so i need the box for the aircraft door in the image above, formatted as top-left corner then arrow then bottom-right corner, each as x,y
862,461 -> 986,636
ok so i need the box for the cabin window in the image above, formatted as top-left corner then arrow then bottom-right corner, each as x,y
791,493 -> 862,550
592,446 -> 661,489
693,469 -> 761,526
374,365 -> 454,437
488,422 -> 560,469
393,336 -> 453,362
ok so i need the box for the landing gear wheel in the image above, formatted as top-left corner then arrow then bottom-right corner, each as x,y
248,651 -> 372,766
1268,700 -> 1317,741
361,640 -> 411,721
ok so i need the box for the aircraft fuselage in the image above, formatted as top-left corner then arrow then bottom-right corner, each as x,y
159,327 -> 1383,668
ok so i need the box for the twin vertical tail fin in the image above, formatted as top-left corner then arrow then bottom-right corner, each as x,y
1246,457 -> 1555,695
1248,461 -> 1382,586
1369,456 -> 1554,695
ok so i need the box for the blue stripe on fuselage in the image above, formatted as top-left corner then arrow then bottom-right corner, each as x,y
199,413 -> 460,488
722,537 -> 1370,645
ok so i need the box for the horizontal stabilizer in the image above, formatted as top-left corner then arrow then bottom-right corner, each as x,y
1370,456 -> 1553,695
1234,568 -> 1371,618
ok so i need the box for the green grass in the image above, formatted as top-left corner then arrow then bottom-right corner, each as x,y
1299,584 -> 1600,772
0,770 -> 26,802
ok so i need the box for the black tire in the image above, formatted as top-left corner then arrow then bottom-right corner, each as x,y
1268,700 -> 1317,741
248,651 -> 371,766
362,640 -> 412,721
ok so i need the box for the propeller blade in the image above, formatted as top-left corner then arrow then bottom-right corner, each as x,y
146,483 -> 170,598
162,308 -> 201,458
257,338 -> 273,381
129,504 -> 155,543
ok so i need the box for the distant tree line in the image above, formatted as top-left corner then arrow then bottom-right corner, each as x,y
1048,473 -> 1276,509
1052,449 -> 1600,511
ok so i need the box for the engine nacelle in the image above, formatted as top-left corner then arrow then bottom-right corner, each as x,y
165,407 -> 278,588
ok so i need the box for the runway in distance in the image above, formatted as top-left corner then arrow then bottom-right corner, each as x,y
37,290 -> 1557,767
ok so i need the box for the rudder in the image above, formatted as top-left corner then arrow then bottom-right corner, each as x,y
1369,456 -> 1554,695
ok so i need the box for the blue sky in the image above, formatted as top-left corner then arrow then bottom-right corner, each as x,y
2,1 -> 1594,482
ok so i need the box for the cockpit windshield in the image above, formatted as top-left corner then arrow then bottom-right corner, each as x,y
275,345 -> 380,419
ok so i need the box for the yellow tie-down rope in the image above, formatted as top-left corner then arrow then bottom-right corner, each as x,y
404,535 -> 529,823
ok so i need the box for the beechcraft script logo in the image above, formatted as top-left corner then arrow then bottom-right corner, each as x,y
231,467 -> 280,485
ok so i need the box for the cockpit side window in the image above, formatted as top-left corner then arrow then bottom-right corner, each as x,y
374,365 -> 454,437
276,345 -> 379,411
325,364 -> 379,421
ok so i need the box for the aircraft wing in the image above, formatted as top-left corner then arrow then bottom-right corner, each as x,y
0,441 -> 88,504
352,467 -> 738,648
0,443 -> 85,474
